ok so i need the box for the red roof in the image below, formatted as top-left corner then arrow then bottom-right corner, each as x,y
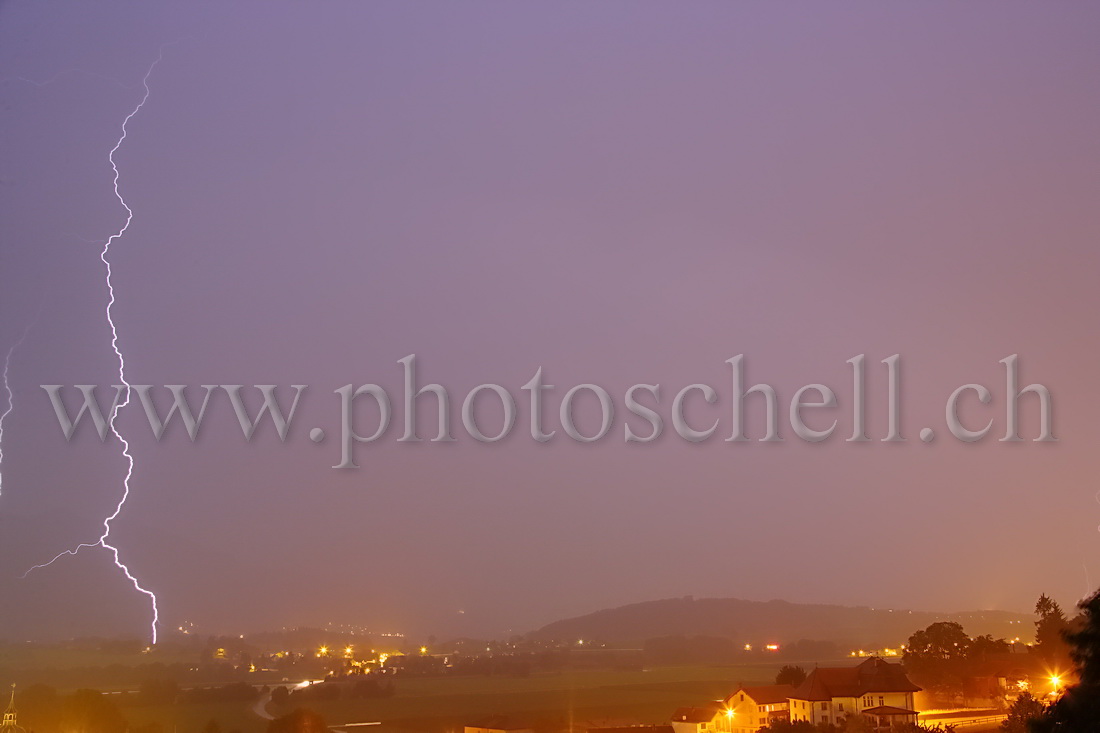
729,685 -> 796,705
670,704 -> 722,724
791,658 -> 921,701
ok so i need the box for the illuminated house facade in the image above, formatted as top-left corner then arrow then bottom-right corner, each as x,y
787,657 -> 921,728
723,684 -> 795,733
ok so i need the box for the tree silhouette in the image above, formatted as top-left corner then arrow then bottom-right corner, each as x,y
903,621 -> 972,689
999,692 -> 1043,733
1030,588 -> 1100,731
775,665 -> 807,687
1033,594 -> 1069,663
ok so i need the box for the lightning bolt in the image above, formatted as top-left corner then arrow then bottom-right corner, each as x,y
22,48 -> 168,644
0,324 -> 33,501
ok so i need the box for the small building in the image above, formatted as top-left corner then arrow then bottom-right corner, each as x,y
670,703 -> 724,733
788,657 -> 921,729
724,684 -> 795,732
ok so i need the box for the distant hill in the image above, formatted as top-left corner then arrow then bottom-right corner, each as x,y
529,597 -> 1031,648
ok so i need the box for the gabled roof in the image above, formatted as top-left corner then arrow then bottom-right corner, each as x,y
791,658 -> 921,701
729,685 -> 796,705
670,703 -> 722,724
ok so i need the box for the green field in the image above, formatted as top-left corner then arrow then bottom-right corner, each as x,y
127,664 -> 792,733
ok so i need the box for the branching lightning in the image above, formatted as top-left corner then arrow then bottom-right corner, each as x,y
22,48 -> 168,644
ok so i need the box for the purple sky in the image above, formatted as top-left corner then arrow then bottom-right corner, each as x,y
1,1 -> 1099,642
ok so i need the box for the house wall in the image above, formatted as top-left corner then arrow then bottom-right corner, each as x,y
726,694 -> 788,733
787,698 -> 812,723
831,697 -> 858,721
858,691 -> 913,711
788,692 -> 914,725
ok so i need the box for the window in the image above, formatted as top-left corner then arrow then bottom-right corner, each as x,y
838,704 -> 844,712
879,697 -> 884,706
820,703 -> 828,710
758,719 -> 765,726
821,717 -> 829,725
759,706 -> 764,713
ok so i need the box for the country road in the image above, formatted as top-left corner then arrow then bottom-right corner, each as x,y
250,691 -> 274,721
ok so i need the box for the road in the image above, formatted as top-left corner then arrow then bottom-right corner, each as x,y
250,690 -> 274,721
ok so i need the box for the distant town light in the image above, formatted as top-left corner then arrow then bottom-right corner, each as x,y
765,644 -> 779,651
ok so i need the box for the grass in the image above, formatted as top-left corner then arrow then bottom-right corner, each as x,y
120,661 -> 823,733
126,701 -> 261,733
282,664 -> 782,733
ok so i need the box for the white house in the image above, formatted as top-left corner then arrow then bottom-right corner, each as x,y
723,684 -> 795,732
787,657 -> 921,728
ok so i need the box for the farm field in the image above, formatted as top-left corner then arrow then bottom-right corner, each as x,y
127,662 -> 805,733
